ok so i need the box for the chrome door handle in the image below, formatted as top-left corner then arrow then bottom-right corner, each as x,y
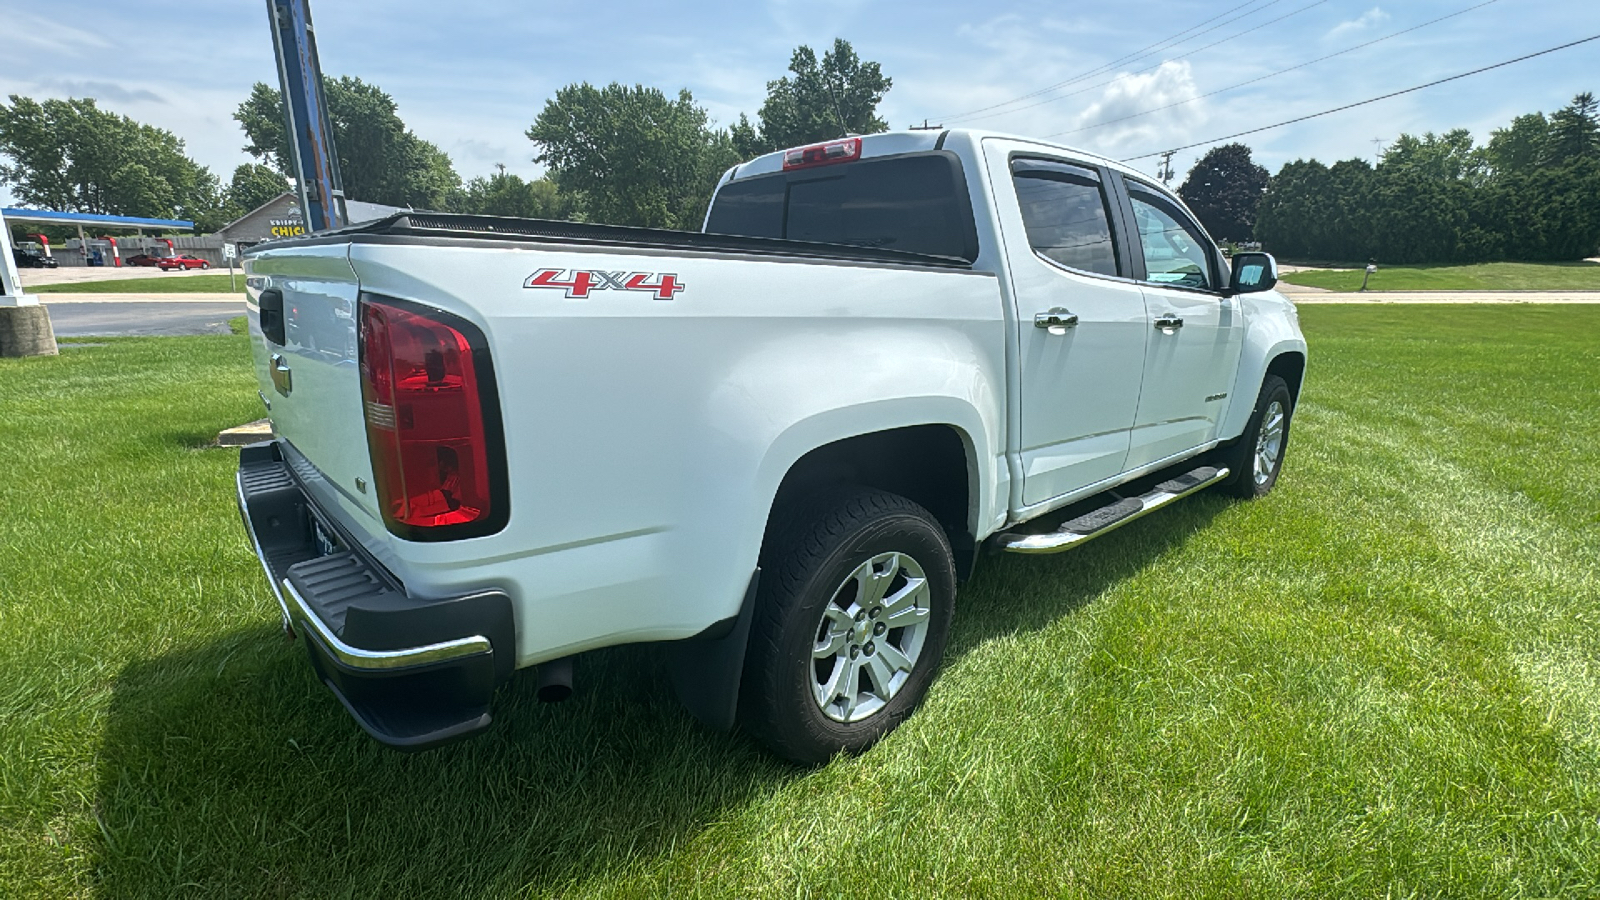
1154,315 -> 1184,332
270,353 -> 293,396
1035,308 -> 1079,335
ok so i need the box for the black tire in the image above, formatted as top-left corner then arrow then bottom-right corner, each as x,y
741,487 -> 956,764
200,262 -> 210,269
1217,373 -> 1293,499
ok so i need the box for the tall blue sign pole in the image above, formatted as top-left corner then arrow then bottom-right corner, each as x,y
266,0 -> 347,233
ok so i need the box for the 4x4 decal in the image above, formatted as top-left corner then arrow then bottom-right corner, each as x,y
524,268 -> 685,300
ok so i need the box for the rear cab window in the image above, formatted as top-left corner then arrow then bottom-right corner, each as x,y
704,152 -> 980,262
1010,158 -> 1122,278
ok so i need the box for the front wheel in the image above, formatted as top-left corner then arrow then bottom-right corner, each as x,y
1218,373 -> 1293,498
741,488 -> 956,764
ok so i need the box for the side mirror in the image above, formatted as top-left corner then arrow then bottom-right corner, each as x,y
1227,251 -> 1278,295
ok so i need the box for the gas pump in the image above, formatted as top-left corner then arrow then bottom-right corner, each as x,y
101,236 -> 122,267
28,235 -> 51,259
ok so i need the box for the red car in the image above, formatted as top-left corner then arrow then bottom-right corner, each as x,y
125,254 -> 163,267
158,254 -> 211,270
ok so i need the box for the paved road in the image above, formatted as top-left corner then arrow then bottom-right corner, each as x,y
45,300 -> 246,337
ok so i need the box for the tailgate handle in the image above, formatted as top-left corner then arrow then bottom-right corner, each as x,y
270,353 -> 293,397
259,288 -> 286,345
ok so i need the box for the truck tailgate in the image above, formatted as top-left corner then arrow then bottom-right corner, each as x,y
244,245 -> 382,529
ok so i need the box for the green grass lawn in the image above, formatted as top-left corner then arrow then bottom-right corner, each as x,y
1281,260 -> 1600,291
2,308 -> 1598,897
30,273 -> 247,294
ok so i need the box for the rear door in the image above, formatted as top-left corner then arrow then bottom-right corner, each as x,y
1115,176 -> 1244,470
984,141 -> 1148,506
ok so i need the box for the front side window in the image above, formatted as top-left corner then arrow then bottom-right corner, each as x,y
1011,159 -> 1121,278
1128,189 -> 1214,291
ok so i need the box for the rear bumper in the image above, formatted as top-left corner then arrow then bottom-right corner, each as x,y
236,441 -> 515,750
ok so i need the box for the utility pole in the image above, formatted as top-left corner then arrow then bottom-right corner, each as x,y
266,0 -> 347,233
1157,150 -> 1177,186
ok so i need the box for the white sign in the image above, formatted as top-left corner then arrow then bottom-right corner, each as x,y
223,243 -> 237,260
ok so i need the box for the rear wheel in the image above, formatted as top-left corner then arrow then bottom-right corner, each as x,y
742,488 -> 956,764
1218,373 -> 1293,498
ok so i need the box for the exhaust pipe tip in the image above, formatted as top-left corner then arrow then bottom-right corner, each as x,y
536,656 -> 574,703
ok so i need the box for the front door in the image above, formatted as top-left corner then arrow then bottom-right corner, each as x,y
985,143 -> 1149,507
1119,178 -> 1244,470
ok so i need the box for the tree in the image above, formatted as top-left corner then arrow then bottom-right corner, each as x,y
1175,143 -> 1269,242
1484,112 -> 1551,175
1546,92 -> 1600,164
744,39 -> 892,155
1322,159 -> 1378,261
234,77 -> 460,209
225,163 -> 289,215
1255,159 -> 1329,259
1255,92 -> 1600,263
1380,129 -> 1483,184
449,168 -> 573,220
527,83 -> 738,229
0,95 -> 222,229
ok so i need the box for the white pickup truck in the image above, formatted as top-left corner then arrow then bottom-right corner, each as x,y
236,128 -> 1306,762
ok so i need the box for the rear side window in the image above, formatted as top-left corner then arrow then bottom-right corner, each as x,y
705,152 -> 979,261
1010,159 -> 1121,277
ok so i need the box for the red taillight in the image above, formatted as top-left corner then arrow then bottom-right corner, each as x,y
782,137 -> 862,171
359,296 -> 503,538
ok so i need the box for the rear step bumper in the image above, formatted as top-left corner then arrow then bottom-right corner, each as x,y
236,440 -> 515,750
995,465 -> 1230,554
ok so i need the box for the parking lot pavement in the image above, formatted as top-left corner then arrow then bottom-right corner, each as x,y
43,298 -> 246,337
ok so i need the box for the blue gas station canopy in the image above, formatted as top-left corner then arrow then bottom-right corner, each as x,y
1,207 -> 194,230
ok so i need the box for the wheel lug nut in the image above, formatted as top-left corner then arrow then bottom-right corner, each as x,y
850,646 -> 860,659
870,606 -> 882,619
864,642 -> 875,655
855,611 -> 867,622
874,622 -> 886,635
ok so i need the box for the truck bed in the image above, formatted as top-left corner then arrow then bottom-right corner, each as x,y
267,212 -> 977,270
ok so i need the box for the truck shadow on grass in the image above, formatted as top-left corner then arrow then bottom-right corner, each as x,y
90,496 -> 1228,897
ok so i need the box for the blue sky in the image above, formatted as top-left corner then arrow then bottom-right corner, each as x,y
3,0 -> 1597,206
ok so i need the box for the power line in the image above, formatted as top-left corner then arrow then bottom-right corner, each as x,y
947,0 -> 1332,126
1048,0 -> 1502,139
936,0 -> 1275,122
1120,33 -> 1600,162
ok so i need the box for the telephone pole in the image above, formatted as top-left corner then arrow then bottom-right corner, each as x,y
1157,150 -> 1177,186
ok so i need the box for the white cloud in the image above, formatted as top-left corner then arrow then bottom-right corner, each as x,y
1327,7 -> 1390,41
1066,61 -> 1207,159
28,79 -> 167,105
3,11 -> 113,55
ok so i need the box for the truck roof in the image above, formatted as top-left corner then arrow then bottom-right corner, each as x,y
724,128 -> 1156,186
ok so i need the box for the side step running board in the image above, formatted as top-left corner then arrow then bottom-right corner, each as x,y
995,466 -> 1230,555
